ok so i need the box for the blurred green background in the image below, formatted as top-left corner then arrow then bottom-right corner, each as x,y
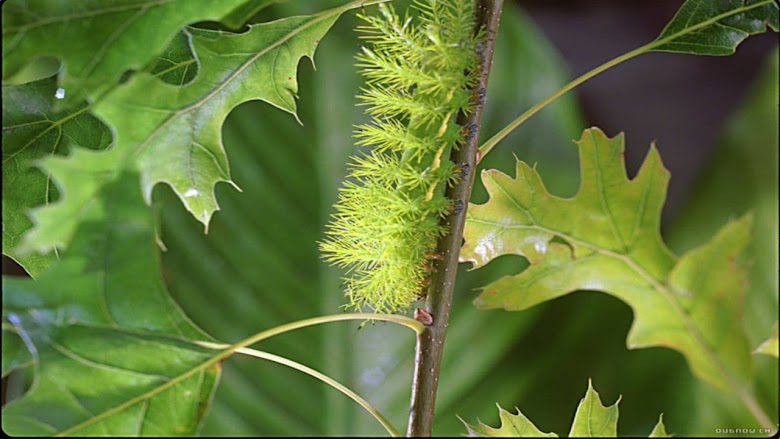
4,0 -> 776,436
154,0 -> 778,436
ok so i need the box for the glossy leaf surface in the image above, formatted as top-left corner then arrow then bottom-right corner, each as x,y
462,128 -> 754,398
651,0 -> 778,55
1,172 -> 219,436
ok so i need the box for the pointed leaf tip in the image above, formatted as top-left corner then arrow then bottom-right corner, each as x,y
652,0 -> 779,56
462,127 -> 754,400
461,382 -> 670,438
569,380 -> 619,437
459,404 -> 557,437
754,322 -> 779,357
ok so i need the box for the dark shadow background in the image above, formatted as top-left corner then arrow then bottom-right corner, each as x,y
521,0 -> 777,220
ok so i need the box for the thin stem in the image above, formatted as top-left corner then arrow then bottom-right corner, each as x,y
477,43 -> 649,162
405,0 -> 504,436
478,0 -> 775,161
195,343 -> 402,437
56,313 -> 421,436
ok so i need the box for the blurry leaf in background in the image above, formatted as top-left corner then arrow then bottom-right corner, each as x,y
754,322 -> 778,358
1,172 -> 219,436
460,381 -> 670,438
1,76 -> 112,277
157,1 -> 586,435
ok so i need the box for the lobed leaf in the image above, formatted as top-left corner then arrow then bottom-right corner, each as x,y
460,380 -> 669,437
18,3 -> 360,256
2,172 -> 220,436
568,380 -> 619,437
1,0 -> 257,105
461,128 -> 755,398
2,76 -> 112,276
460,405 -> 556,437
157,2 -> 587,434
651,0 -> 779,56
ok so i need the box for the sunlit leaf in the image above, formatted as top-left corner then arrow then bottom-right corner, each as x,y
459,381 -> 669,437
651,0 -> 778,56
648,415 -> 671,437
1,172 -> 219,436
461,128 -> 755,399
460,404 -> 556,437
754,322 -> 778,357
569,380 -> 619,437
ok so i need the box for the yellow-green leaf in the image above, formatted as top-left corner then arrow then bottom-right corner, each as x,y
649,414 -> 671,437
569,380 -> 619,437
462,127 -> 755,399
754,322 -> 779,357
460,381 -> 669,437
460,404 -> 557,437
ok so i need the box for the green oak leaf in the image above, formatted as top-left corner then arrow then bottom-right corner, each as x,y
460,381 -> 670,437
460,404 -> 556,437
754,322 -> 778,357
648,415 -> 671,438
1,0 -> 254,106
568,380 -> 619,437
19,2 -> 361,256
2,76 -> 112,276
2,171 -> 221,436
651,0 -> 778,56
144,31 -> 199,86
461,128 -> 754,398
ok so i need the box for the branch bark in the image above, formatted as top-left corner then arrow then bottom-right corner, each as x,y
406,0 -> 504,436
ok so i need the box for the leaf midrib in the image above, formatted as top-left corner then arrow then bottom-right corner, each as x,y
467,215 -> 754,409
128,4 -> 353,159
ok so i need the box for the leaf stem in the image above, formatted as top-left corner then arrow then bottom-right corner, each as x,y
405,0 -> 504,436
477,0 -> 776,162
56,313 -> 421,436
194,344 -> 402,436
477,44 -> 647,162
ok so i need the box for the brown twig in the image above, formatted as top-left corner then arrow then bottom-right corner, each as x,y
405,0 -> 504,436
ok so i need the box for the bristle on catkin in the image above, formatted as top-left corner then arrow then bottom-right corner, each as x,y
319,0 -> 480,314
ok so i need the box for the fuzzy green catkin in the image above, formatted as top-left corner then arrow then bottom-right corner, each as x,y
319,0 -> 479,314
